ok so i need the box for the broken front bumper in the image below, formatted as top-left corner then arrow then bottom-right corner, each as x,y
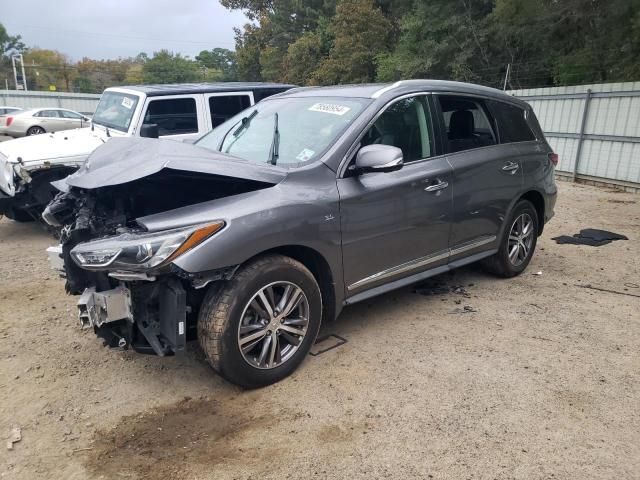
77,286 -> 133,329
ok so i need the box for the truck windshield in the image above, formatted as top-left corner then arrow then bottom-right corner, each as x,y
196,97 -> 369,167
92,91 -> 140,132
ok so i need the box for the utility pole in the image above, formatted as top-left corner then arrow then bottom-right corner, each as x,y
502,63 -> 511,91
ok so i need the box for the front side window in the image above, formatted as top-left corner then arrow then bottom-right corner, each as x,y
197,97 -> 369,167
209,95 -> 251,128
144,98 -> 198,136
360,96 -> 433,162
487,101 -> 536,143
92,91 -> 140,132
60,110 -> 83,119
437,96 -> 497,153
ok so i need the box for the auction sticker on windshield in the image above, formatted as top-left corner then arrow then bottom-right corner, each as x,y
296,148 -> 315,161
308,103 -> 351,116
121,97 -> 134,109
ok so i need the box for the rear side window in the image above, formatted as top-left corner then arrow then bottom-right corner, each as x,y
436,96 -> 497,153
209,95 -> 251,128
36,110 -> 59,118
488,101 -> 536,143
144,98 -> 198,136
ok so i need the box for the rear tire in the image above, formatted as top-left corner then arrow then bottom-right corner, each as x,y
197,254 -> 322,388
482,200 -> 538,278
27,126 -> 45,136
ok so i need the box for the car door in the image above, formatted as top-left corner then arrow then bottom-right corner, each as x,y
58,110 -> 85,130
138,94 -> 207,141
204,92 -> 254,131
338,94 -> 453,295
35,110 -> 59,130
434,94 -> 523,258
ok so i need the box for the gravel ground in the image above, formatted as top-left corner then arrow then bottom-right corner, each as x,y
0,181 -> 638,480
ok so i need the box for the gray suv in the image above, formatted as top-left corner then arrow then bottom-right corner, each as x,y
44,80 -> 557,388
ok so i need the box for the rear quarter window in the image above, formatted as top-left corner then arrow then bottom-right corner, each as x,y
488,101 -> 536,143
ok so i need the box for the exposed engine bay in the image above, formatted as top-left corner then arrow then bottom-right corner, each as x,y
43,137 -> 282,357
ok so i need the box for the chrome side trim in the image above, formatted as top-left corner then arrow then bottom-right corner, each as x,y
347,235 -> 497,291
347,249 -> 449,291
371,81 -> 403,99
449,235 -> 496,256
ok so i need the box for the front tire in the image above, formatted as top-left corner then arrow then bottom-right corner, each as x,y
482,199 -> 539,277
198,254 -> 322,388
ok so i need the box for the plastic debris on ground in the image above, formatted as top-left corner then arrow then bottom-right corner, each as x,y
552,228 -> 628,246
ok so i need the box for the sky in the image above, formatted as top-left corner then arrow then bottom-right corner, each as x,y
2,0 -> 248,60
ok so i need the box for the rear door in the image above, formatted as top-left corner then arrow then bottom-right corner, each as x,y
338,94 -> 452,295
204,91 -> 254,131
139,94 -> 207,140
434,94 -> 523,258
36,110 -> 63,130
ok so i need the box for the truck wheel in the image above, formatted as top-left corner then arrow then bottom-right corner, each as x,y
198,254 -> 322,388
481,199 -> 539,278
27,126 -> 46,136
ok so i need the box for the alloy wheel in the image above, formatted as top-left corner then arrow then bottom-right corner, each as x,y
237,281 -> 310,369
27,126 -> 45,135
507,213 -> 534,266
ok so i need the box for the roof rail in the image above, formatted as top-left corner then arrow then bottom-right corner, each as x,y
371,81 -> 403,99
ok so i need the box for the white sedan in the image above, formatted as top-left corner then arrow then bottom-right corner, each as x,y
0,108 -> 90,138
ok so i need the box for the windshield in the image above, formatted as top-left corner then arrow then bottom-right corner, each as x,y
196,97 -> 369,167
92,91 -> 140,132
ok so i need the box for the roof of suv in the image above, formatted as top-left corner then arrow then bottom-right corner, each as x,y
281,80 -> 527,106
122,82 -> 296,97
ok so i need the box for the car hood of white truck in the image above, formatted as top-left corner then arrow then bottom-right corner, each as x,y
0,127 -> 113,167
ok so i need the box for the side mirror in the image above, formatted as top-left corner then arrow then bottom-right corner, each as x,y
140,123 -> 159,139
354,144 -> 404,174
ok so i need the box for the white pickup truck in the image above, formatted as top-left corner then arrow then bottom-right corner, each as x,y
0,82 -> 293,221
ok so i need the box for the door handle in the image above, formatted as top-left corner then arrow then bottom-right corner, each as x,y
424,180 -> 449,192
502,161 -> 519,172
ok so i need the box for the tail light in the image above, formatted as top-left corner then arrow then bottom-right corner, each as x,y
548,152 -> 558,167
5,116 -> 13,127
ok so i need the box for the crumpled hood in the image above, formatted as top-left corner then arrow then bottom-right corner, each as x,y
0,127 -> 108,164
60,137 -> 287,190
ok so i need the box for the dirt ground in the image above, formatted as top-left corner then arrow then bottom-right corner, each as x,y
0,181 -> 638,480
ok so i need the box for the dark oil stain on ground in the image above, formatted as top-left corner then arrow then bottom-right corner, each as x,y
84,395 -> 280,480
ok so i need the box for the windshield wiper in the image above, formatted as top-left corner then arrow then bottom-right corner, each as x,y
268,113 -> 279,165
233,109 -> 258,138
219,109 -> 258,153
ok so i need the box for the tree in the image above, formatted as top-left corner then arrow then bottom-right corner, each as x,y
141,50 -> 200,84
22,49 -> 75,91
313,0 -> 392,84
196,48 -> 238,80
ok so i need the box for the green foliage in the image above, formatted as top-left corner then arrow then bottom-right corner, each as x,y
196,48 -> 238,81
224,0 -> 640,88
141,50 -> 201,84
314,0 -> 392,84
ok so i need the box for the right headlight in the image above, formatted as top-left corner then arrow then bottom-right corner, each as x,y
71,221 -> 225,272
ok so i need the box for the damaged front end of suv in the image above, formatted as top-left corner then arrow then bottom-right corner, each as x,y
43,137 -> 285,357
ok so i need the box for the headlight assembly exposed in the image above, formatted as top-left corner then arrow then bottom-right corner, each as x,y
70,221 -> 224,271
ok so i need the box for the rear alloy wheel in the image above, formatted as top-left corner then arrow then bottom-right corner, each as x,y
27,126 -> 46,136
198,254 -> 322,388
481,199 -> 538,277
